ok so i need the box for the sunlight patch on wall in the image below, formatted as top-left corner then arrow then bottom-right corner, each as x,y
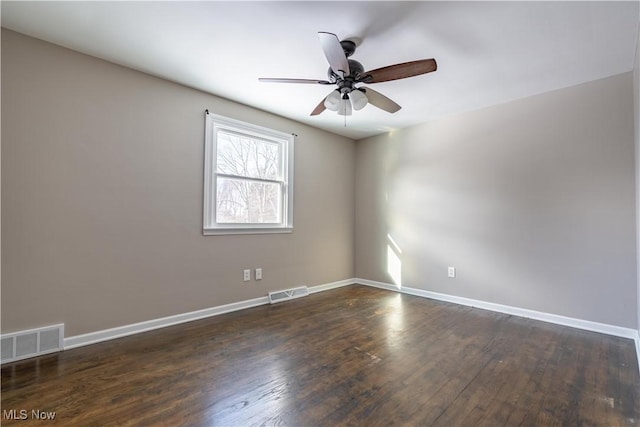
387,234 -> 402,287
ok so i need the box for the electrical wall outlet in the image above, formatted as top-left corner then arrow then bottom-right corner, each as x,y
255,268 -> 262,280
243,269 -> 251,282
448,267 -> 456,278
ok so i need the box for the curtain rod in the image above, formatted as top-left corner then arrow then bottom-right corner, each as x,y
205,109 -> 297,136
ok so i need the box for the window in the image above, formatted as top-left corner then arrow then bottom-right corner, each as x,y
203,113 -> 294,235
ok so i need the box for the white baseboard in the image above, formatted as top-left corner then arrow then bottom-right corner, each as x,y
355,278 -> 638,340
308,278 -> 354,294
64,296 -> 269,349
64,279 -> 354,350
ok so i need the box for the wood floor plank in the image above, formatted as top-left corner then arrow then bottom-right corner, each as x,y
2,285 -> 639,426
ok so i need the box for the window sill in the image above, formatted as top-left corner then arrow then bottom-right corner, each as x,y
203,227 -> 293,236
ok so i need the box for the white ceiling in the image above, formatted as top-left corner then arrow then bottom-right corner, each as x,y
2,1 -> 639,139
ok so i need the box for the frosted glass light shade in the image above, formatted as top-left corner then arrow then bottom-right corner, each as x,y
324,90 -> 341,111
350,89 -> 368,110
338,98 -> 352,116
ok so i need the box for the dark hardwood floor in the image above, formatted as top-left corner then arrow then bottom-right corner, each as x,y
2,285 -> 639,426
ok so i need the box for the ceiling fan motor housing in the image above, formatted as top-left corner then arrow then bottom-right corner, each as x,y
340,40 -> 356,57
327,59 -> 365,86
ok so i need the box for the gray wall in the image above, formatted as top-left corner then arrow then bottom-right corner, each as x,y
356,72 -> 637,328
635,12 -> 640,335
1,30 -> 355,337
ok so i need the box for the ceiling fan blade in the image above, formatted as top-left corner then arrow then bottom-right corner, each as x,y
310,97 -> 327,116
318,32 -> 350,77
259,78 -> 331,84
362,87 -> 401,113
362,59 -> 437,83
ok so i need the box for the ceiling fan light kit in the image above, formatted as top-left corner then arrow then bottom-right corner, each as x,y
350,89 -> 368,110
324,89 -> 367,114
259,32 -> 437,118
338,95 -> 353,116
324,90 -> 342,111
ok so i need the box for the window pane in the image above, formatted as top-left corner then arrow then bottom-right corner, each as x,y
216,177 -> 281,224
216,131 -> 280,180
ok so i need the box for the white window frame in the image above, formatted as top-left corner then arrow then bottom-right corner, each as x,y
203,113 -> 294,235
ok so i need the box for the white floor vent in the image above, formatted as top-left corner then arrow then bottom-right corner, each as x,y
268,286 -> 309,304
1,324 -> 64,364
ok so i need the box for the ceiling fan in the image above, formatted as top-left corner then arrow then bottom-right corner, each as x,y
259,32 -> 437,116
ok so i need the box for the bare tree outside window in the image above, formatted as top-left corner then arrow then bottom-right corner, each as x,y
216,131 -> 282,224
